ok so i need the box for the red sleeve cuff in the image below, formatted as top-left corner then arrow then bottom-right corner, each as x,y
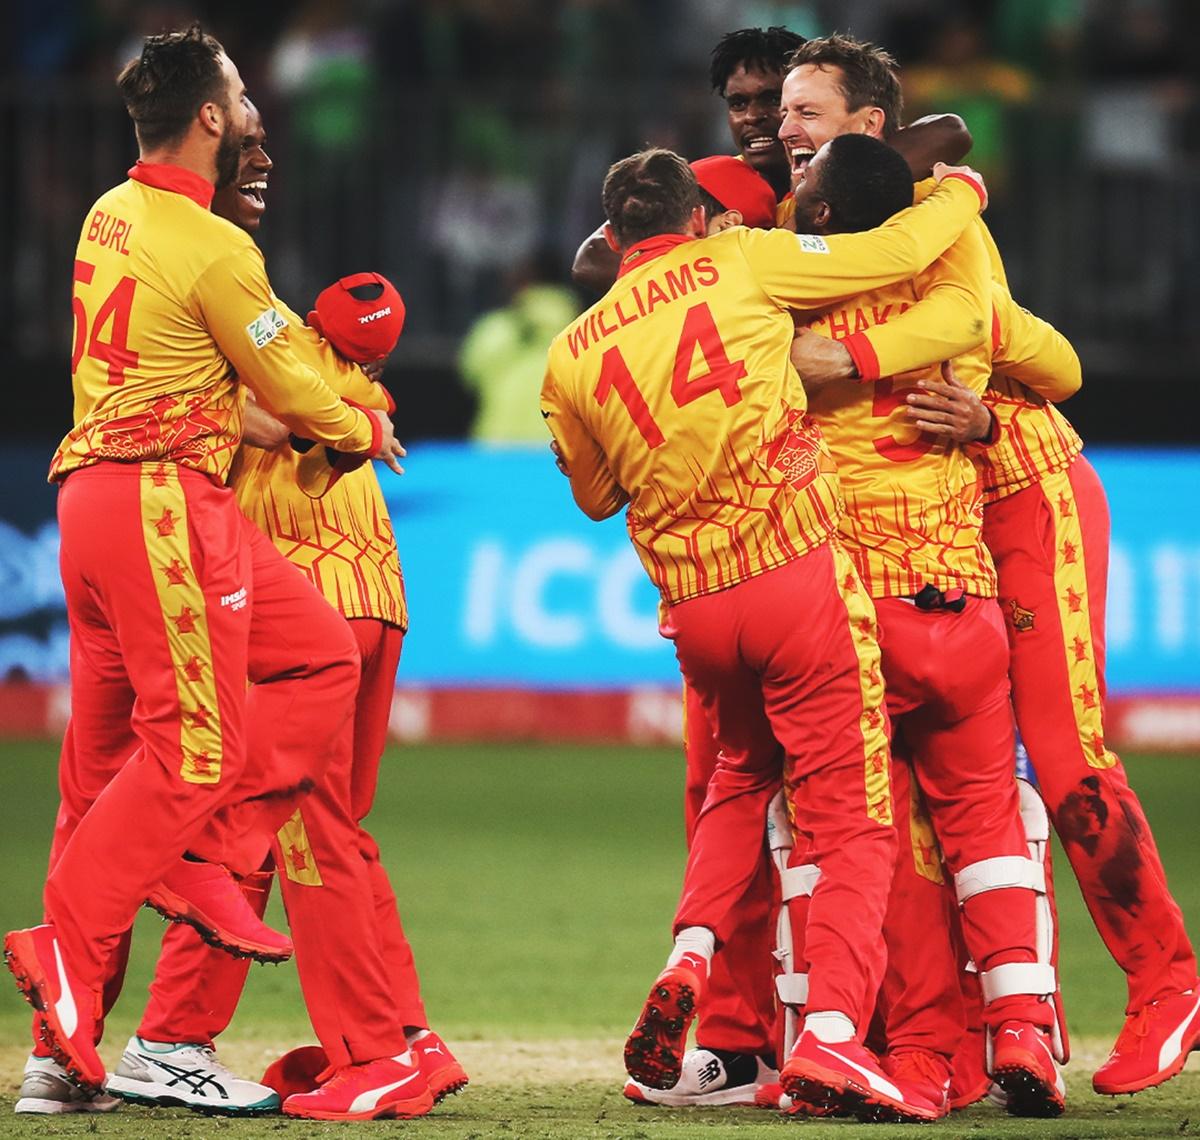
843,332 -> 880,381
991,304 -> 1002,355
941,171 -> 986,210
378,383 -> 396,416
344,398 -> 381,454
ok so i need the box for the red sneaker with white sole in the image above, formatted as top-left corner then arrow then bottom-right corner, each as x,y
990,1020 -> 1065,1117
1093,989 -> 1200,1096
146,858 -> 292,964
410,1030 -> 469,1103
780,1031 -> 940,1123
4,926 -> 105,1092
624,955 -> 706,1090
282,1054 -> 433,1121
881,1049 -> 951,1121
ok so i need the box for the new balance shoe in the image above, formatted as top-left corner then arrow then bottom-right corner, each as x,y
106,1036 -> 280,1115
780,1031 -> 940,1123
283,1053 -> 433,1121
624,955 -> 707,1090
1093,989 -> 1200,1095
622,1049 -> 775,1107
881,1049 -> 951,1121
146,858 -> 292,963
4,925 -> 105,1091
15,1055 -> 120,1115
990,1021 -> 1065,1117
409,1030 -> 469,1103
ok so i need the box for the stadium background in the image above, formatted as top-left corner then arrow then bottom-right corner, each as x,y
1,1 -> 1199,1134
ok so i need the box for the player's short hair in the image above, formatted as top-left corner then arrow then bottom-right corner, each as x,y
602,148 -> 700,248
697,187 -> 729,219
709,26 -> 807,94
787,34 -> 904,137
814,134 -> 913,233
117,23 -> 229,149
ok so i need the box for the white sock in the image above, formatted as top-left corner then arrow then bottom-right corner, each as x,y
391,1048 -> 416,1065
667,926 -> 715,968
804,1010 -> 855,1044
406,1028 -> 431,1047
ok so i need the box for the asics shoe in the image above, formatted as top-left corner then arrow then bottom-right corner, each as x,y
1093,989 -> 1200,1095
4,925 -> 105,1091
283,1053 -> 433,1121
991,1020 -> 1065,1117
780,1031 -> 939,1122
624,955 -> 706,1090
622,1049 -> 775,1106
106,1036 -> 280,1115
15,1055 -> 120,1115
146,858 -> 292,963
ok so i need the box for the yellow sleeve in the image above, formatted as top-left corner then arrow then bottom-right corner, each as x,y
540,361 -> 629,521
741,175 -> 984,311
839,221 -> 991,381
991,281 -> 1082,402
190,247 -> 377,453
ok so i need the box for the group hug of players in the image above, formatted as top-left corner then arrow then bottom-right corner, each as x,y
542,26 -> 1200,1125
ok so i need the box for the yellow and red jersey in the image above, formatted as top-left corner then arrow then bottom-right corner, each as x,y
541,174 -> 985,605
230,301 -> 405,627
802,218 -> 997,599
51,162 -> 378,483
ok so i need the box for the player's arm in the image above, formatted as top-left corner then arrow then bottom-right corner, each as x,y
540,366 -> 629,521
891,114 -> 973,179
242,392 -> 290,450
191,246 -> 383,455
571,224 -> 622,292
745,166 -> 987,311
991,280 -> 1082,402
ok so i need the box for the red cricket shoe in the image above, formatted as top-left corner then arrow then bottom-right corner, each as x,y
991,1020 -> 1065,1117
881,1049 -> 951,1121
780,1031 -> 940,1123
624,955 -> 706,1090
410,1030 -> 469,1103
261,1045 -> 327,1100
283,1053 -> 433,1121
4,926 -> 106,1092
146,858 -> 292,964
1093,989 -> 1200,1095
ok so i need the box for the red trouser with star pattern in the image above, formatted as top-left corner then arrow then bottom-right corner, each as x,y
40,462 -> 360,1018
985,455 -> 1197,1010
138,619 -> 428,1064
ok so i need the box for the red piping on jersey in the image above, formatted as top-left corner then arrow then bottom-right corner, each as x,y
617,233 -> 695,278
128,161 -> 215,209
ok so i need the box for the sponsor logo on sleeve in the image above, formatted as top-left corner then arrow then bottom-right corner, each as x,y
246,307 -> 288,349
796,234 -> 830,254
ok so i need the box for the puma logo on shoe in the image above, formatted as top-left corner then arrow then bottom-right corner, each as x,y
347,1071 -> 420,1114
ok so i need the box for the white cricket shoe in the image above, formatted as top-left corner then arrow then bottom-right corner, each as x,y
15,1055 -> 121,1114
623,1049 -> 777,1106
106,1036 -> 280,1115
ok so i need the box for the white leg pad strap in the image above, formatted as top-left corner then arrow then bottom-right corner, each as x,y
979,961 -> 1056,1002
955,856 -> 1045,904
1017,778 -> 1050,844
776,972 -> 810,1006
780,864 -> 821,902
767,789 -> 792,853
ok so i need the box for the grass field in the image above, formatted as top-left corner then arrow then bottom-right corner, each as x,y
1,739 -> 1198,1137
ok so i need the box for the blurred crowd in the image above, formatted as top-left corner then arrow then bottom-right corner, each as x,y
3,0 -> 1199,441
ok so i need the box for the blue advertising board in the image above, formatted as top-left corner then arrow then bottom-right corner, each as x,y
1,444 -> 1198,693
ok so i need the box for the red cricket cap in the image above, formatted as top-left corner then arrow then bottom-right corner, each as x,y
690,156 -> 777,229
308,272 -> 406,363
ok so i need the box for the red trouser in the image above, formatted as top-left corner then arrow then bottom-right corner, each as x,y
986,455 -> 1197,1011
682,686 -> 778,1057
45,463 -> 359,995
667,543 -> 897,1027
138,620 -> 423,1064
874,595 -> 1046,1035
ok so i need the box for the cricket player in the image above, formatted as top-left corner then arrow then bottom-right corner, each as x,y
543,144 -> 991,1121
3,24 -> 412,1107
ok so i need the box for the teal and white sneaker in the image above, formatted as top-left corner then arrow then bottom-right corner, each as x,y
106,1036 -> 280,1115
15,1055 -> 121,1114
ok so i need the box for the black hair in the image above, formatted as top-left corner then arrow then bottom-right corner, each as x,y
602,148 -> 700,248
816,134 -> 914,233
697,187 -> 729,218
116,23 -> 228,149
709,26 -> 807,94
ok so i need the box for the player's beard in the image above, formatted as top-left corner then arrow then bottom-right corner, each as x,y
214,120 -> 241,191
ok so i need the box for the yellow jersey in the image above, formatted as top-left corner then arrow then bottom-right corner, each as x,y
542,174 -> 985,604
51,162 -> 377,483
